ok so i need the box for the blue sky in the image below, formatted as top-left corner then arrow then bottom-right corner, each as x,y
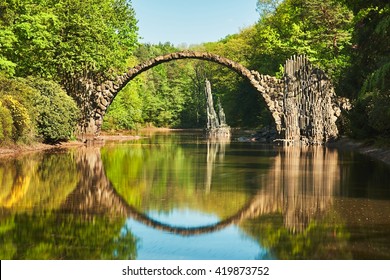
132,0 -> 259,46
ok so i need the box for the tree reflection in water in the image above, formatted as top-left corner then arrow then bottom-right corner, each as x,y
0,149 -> 137,260
1,137 -> 389,259
99,141 -> 348,258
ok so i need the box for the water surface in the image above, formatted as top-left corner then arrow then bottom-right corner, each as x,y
1,131 -> 390,259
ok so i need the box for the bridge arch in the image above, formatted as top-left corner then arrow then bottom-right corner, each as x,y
79,51 -> 346,145
84,51 -> 283,136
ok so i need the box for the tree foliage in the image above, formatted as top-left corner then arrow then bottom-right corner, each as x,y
1,95 -> 31,141
27,78 -> 80,143
0,0 -> 138,98
251,0 -> 353,81
0,101 -> 13,143
0,75 -> 38,143
0,0 -> 138,145
0,76 -> 79,144
341,1 -> 390,139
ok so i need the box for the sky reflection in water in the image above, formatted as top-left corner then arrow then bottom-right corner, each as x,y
125,208 -> 268,260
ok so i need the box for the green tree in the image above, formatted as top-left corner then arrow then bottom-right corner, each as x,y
0,0 -> 17,76
0,29 -> 17,76
252,0 -> 353,81
257,0 -> 283,18
341,1 -> 390,139
0,0 -> 138,143
0,0 -> 138,92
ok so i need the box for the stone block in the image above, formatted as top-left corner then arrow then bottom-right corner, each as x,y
100,98 -> 108,107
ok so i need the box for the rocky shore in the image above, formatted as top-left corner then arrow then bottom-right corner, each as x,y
327,137 -> 390,166
236,129 -> 390,166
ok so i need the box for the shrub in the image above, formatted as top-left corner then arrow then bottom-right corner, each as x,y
0,102 -> 13,143
1,95 -> 31,141
0,75 -> 40,111
0,76 -> 80,144
367,90 -> 390,135
0,75 -> 40,143
27,78 -> 80,143
350,90 -> 390,139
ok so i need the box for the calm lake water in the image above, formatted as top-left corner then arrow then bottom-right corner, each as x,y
1,131 -> 390,260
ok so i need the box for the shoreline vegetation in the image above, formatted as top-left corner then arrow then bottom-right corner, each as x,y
0,140 -> 83,159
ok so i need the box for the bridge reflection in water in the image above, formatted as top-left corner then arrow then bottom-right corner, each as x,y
262,147 -> 339,233
61,144 -> 340,236
2,135 -> 390,259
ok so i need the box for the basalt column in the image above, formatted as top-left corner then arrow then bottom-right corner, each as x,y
205,79 -> 231,138
282,56 -> 340,145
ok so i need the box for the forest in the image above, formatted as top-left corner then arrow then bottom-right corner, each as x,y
0,0 -> 389,145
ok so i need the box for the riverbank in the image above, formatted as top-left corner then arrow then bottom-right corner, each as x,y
327,137 -> 390,166
1,132 -> 390,167
0,141 -> 84,159
0,132 -> 145,158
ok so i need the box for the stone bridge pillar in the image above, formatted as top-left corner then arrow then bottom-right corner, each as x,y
75,77 -> 125,139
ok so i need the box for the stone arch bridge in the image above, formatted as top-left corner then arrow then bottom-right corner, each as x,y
78,51 -> 348,145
